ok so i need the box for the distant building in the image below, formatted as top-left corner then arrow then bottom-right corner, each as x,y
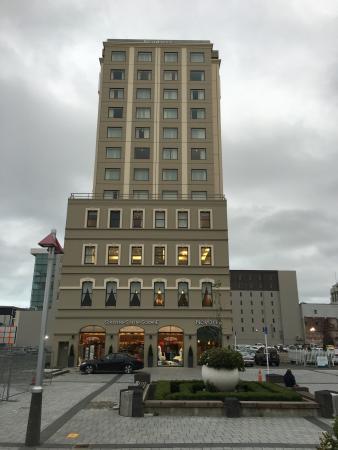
331,282 -> 338,304
301,302 -> 338,346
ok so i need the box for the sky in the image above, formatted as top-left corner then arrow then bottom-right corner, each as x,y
0,0 -> 337,308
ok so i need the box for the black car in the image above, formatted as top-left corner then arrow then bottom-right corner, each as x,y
254,347 -> 280,366
80,352 -> 144,374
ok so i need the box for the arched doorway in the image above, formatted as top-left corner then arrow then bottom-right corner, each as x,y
79,325 -> 106,363
197,326 -> 222,361
119,326 -> 144,362
157,325 -> 184,367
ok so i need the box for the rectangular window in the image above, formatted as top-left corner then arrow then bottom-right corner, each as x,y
108,107 -> 123,119
105,168 -> 120,180
191,108 -> 205,119
190,70 -> 205,81
107,127 -> 122,138
190,52 -> 204,63
111,51 -> 126,61
136,107 -> 151,119
105,282 -> 117,307
177,211 -> 188,228
134,147 -> 150,159
84,246 -> 96,265
190,89 -> 205,100
191,128 -> 206,139
109,88 -> 124,99
155,211 -> 166,228
202,282 -> 213,307
163,89 -> 178,100
138,51 -> 152,62
81,281 -> 93,306
133,190 -> 149,199
111,69 -> 125,80
154,281 -> 165,306
200,246 -> 212,265
107,246 -> 119,265
137,70 -> 151,80
109,210 -> 120,228
104,190 -> 119,199
154,246 -> 165,265
135,127 -> 150,138
191,191 -> 207,200
191,169 -> 207,181
191,148 -> 206,160
130,282 -> 141,306
136,88 -> 151,99
177,246 -> 188,265
86,210 -> 98,228
164,70 -> 178,81
163,128 -> 178,139
131,246 -> 143,265
134,168 -> 149,181
132,210 -> 143,228
162,191 -> 178,200
200,211 -> 211,228
162,148 -> 178,160
106,147 -> 121,159
178,282 -> 189,307
162,169 -> 178,181
164,52 -> 178,63
163,108 -> 178,119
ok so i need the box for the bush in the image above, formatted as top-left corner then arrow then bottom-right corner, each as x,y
199,347 -> 244,371
318,416 -> 338,449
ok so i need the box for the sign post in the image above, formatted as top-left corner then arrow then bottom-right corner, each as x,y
263,326 -> 269,375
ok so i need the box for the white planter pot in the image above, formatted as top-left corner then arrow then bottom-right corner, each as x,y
202,365 -> 239,392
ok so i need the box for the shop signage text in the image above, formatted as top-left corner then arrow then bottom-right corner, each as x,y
104,319 -> 159,326
195,319 -> 221,326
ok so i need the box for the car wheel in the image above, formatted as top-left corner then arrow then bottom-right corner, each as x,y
85,365 -> 94,374
124,364 -> 133,374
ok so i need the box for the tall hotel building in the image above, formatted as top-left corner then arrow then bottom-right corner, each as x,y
52,39 -> 231,368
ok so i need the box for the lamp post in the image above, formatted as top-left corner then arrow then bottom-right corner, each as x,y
309,326 -> 316,347
25,230 -> 63,447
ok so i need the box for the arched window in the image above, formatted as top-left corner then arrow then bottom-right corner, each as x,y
105,282 -> 117,307
178,282 -> 189,307
130,281 -> 141,306
202,282 -> 213,307
81,281 -> 93,306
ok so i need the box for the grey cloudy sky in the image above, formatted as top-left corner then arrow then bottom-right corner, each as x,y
0,0 -> 337,307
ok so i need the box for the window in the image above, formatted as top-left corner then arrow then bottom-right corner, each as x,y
136,107 -> 151,119
154,246 -> 165,265
191,169 -> 207,181
130,282 -> 141,306
202,282 -> 213,307
105,282 -> 117,307
162,169 -> 178,181
107,127 -> 122,138
178,282 -> 189,307
155,211 -> 166,228
190,70 -> 205,81
109,88 -> 124,99
162,148 -> 178,160
104,190 -> 119,199
105,168 -> 120,180
135,127 -> 150,139
131,246 -> 143,265
190,52 -> 204,63
191,191 -> 207,200
191,128 -> 206,139
136,88 -> 151,99
108,107 -> 123,119
191,89 -> 205,100
163,89 -> 178,100
134,147 -> 150,159
106,147 -> 121,159
177,211 -> 188,228
86,210 -> 98,228
177,246 -> 188,265
164,70 -> 178,81
191,108 -> 205,119
83,246 -> 96,265
200,246 -> 212,265
164,52 -> 178,63
133,190 -> 149,199
191,148 -> 206,160
111,51 -> 126,61
107,246 -> 119,265
199,211 -> 211,228
109,210 -> 121,228
81,281 -> 93,306
162,191 -> 178,200
163,108 -> 178,119
134,168 -> 149,181
132,210 -> 143,228
138,51 -> 152,62
154,282 -> 165,306
163,128 -> 178,139
137,70 -> 151,80
111,69 -> 125,80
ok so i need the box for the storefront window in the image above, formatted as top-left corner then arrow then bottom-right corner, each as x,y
119,326 -> 144,361
178,282 -> 189,307
130,281 -> 141,306
154,282 -> 165,306
197,326 -> 221,361
79,325 -> 106,363
202,282 -> 213,307
157,325 -> 184,367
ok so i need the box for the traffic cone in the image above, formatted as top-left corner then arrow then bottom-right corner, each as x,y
258,368 -> 263,383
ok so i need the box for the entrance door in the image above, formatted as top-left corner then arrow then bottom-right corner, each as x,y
79,325 -> 106,363
197,326 -> 222,361
57,342 -> 69,368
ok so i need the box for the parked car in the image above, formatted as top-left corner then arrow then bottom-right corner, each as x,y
80,352 -> 144,374
254,347 -> 280,366
239,351 -> 255,367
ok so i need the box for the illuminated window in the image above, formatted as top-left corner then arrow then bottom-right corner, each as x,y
107,246 -> 119,265
154,282 -> 165,306
131,246 -> 143,265
154,246 -> 165,265
177,246 -> 188,266
130,282 -> 141,306
200,246 -> 212,265
202,282 -> 213,307
178,282 -> 189,307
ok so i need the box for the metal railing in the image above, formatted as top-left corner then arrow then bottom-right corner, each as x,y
69,193 -> 226,200
288,349 -> 335,366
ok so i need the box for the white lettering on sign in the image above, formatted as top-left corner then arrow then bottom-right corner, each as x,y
143,40 -> 173,44
104,319 -> 159,326
195,319 -> 221,326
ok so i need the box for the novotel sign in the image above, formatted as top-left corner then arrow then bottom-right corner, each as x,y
104,319 -> 221,327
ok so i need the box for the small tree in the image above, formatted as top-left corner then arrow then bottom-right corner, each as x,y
318,416 -> 338,449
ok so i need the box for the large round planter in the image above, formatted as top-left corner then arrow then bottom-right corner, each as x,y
202,365 -> 239,391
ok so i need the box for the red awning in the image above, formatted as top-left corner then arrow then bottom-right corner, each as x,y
39,232 -> 64,254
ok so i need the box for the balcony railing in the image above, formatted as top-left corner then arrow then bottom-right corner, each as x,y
69,193 -> 225,200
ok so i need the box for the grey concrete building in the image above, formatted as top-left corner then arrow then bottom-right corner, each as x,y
331,282 -> 338,304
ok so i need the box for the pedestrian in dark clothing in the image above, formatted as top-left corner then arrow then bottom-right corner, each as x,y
284,369 -> 296,387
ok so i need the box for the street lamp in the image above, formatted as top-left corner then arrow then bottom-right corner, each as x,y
25,230 -> 63,447
309,326 -> 316,347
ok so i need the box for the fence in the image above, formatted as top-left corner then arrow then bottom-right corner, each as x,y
288,349 -> 335,366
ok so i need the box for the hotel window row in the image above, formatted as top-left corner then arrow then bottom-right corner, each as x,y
105,147 -> 207,161
81,280 -> 214,308
111,50 -> 206,63
106,127 -> 207,139
111,69 -> 206,82
110,88 -> 206,101
83,244 -> 213,266
108,107 -> 207,120
104,168 -> 208,182
103,190 -> 209,200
